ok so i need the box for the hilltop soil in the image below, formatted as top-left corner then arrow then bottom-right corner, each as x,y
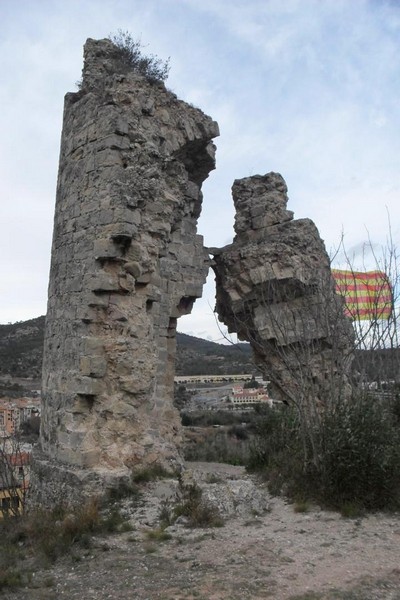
6,463 -> 400,600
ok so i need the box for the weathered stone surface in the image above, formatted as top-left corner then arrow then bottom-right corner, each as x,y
212,173 -> 353,406
37,38 -> 218,496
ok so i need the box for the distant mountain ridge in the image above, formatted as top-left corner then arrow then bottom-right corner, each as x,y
0,316 -> 46,379
0,316 -> 254,382
175,332 -> 253,375
1,317 -> 397,394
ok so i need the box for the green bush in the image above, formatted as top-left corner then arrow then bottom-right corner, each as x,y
0,568 -> 23,590
106,478 -> 141,502
183,429 -> 251,465
0,499 -> 103,589
108,30 -> 170,83
247,404 -> 304,497
24,499 -> 102,561
181,409 -> 257,427
100,507 -> 132,533
131,464 -> 172,483
159,476 -> 223,528
316,395 -> 400,510
145,527 -> 172,542
248,395 -> 400,512
0,494 -> 137,589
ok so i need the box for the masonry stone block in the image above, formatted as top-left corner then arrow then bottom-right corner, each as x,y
36,37 -> 218,501
212,173 -> 354,407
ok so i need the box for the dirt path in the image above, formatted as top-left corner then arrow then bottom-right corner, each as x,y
6,463 -> 400,600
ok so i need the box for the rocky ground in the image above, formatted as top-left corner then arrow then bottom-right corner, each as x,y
5,462 -> 400,600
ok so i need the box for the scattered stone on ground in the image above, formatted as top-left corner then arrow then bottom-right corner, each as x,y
7,462 -> 400,600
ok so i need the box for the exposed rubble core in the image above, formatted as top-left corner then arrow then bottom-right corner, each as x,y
35,38 -> 218,498
211,173 -> 354,406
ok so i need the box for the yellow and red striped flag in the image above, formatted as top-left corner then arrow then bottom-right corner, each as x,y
332,270 -> 392,321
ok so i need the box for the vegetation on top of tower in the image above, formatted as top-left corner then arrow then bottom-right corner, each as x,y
108,30 -> 170,83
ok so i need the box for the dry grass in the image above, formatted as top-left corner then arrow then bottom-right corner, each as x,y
0,496 -> 134,591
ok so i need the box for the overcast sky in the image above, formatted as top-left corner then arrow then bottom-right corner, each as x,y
1,0 -> 399,341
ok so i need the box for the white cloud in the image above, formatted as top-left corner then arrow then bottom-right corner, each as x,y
0,0 -> 399,341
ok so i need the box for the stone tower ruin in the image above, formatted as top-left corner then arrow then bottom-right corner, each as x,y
211,173 -> 354,407
36,38 -> 218,497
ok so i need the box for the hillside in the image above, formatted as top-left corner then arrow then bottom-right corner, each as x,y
0,316 -> 45,379
175,332 -> 253,375
3,316 -> 400,387
0,317 -> 254,384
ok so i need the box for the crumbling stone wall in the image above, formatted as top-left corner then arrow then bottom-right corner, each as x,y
211,173 -> 353,406
38,38 -> 218,490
